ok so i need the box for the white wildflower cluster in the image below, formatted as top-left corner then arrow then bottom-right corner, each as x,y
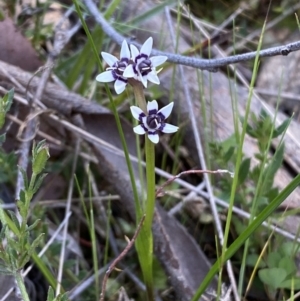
96,37 -> 167,94
96,37 -> 178,144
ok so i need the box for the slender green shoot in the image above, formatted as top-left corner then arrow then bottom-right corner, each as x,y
73,0 -> 142,220
191,172 -> 300,300
220,16 -> 267,295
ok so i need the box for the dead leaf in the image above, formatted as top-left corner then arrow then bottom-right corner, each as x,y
0,18 -> 42,71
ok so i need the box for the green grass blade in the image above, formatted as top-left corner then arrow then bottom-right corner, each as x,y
191,172 -> 300,301
73,0 -> 142,219
115,0 -> 177,33
103,0 -> 122,20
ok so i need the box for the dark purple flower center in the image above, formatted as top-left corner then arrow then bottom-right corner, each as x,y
138,59 -> 151,70
146,114 -> 162,129
137,58 -> 152,76
113,60 -> 128,76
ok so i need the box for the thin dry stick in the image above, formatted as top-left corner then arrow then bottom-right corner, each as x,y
84,0 -> 300,71
99,214 -> 146,301
165,6 -> 240,300
56,134 -> 80,296
155,169 -> 233,198
226,2 -> 300,55
84,162 -> 119,256
15,5 -> 81,198
4,82 -> 299,244
190,5 -> 300,154
14,67 -> 51,199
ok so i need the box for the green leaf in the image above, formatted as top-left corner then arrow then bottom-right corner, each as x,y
7,239 -> 19,255
246,253 -> 266,268
223,146 -> 235,163
272,118 -> 291,138
18,234 -> 45,268
16,199 -> 26,218
191,173 -> 300,301
46,287 -> 55,301
280,278 -> 300,289
32,173 -> 48,194
267,251 -> 281,268
18,253 -> 31,269
32,140 -> 49,175
238,158 -> 251,185
241,114 -> 258,138
29,233 -> 44,255
32,252 -> 58,291
26,219 -> 41,232
280,241 -> 299,256
0,225 -> 6,241
0,264 -> 13,275
7,210 -> 20,231
0,89 -> 14,129
258,267 -> 287,288
256,196 -> 269,207
0,210 -> 58,289
278,257 -> 296,276
261,143 -> 284,193
0,248 -> 8,261
60,293 -> 69,301
0,133 -> 5,144
2,89 -> 14,113
269,143 -> 285,174
8,248 -> 18,268
260,109 -> 268,119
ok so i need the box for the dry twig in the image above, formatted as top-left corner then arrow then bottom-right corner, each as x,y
84,0 -> 300,71
99,214 -> 146,301
156,169 -> 233,198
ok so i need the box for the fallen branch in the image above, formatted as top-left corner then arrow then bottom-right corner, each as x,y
83,0 -> 300,71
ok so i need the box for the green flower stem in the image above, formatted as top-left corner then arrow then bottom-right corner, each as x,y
132,81 -> 155,301
144,136 -> 156,231
15,271 -> 30,301
131,80 -> 147,112
144,134 -> 155,301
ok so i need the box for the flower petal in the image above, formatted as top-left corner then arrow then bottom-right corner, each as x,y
161,123 -> 179,133
96,71 -> 115,82
150,55 -> 168,67
123,65 -> 136,78
141,116 -> 151,130
146,71 -> 160,85
147,100 -> 158,114
148,132 -> 159,144
114,79 -> 127,94
130,44 -> 140,60
157,102 -> 174,119
133,125 -> 146,135
120,40 -> 130,59
130,106 -> 144,121
101,52 -> 118,66
140,37 -> 153,56
139,74 -> 148,88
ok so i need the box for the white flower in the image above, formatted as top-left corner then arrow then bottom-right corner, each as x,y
96,40 -> 131,94
123,37 -> 168,88
130,100 -> 178,144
